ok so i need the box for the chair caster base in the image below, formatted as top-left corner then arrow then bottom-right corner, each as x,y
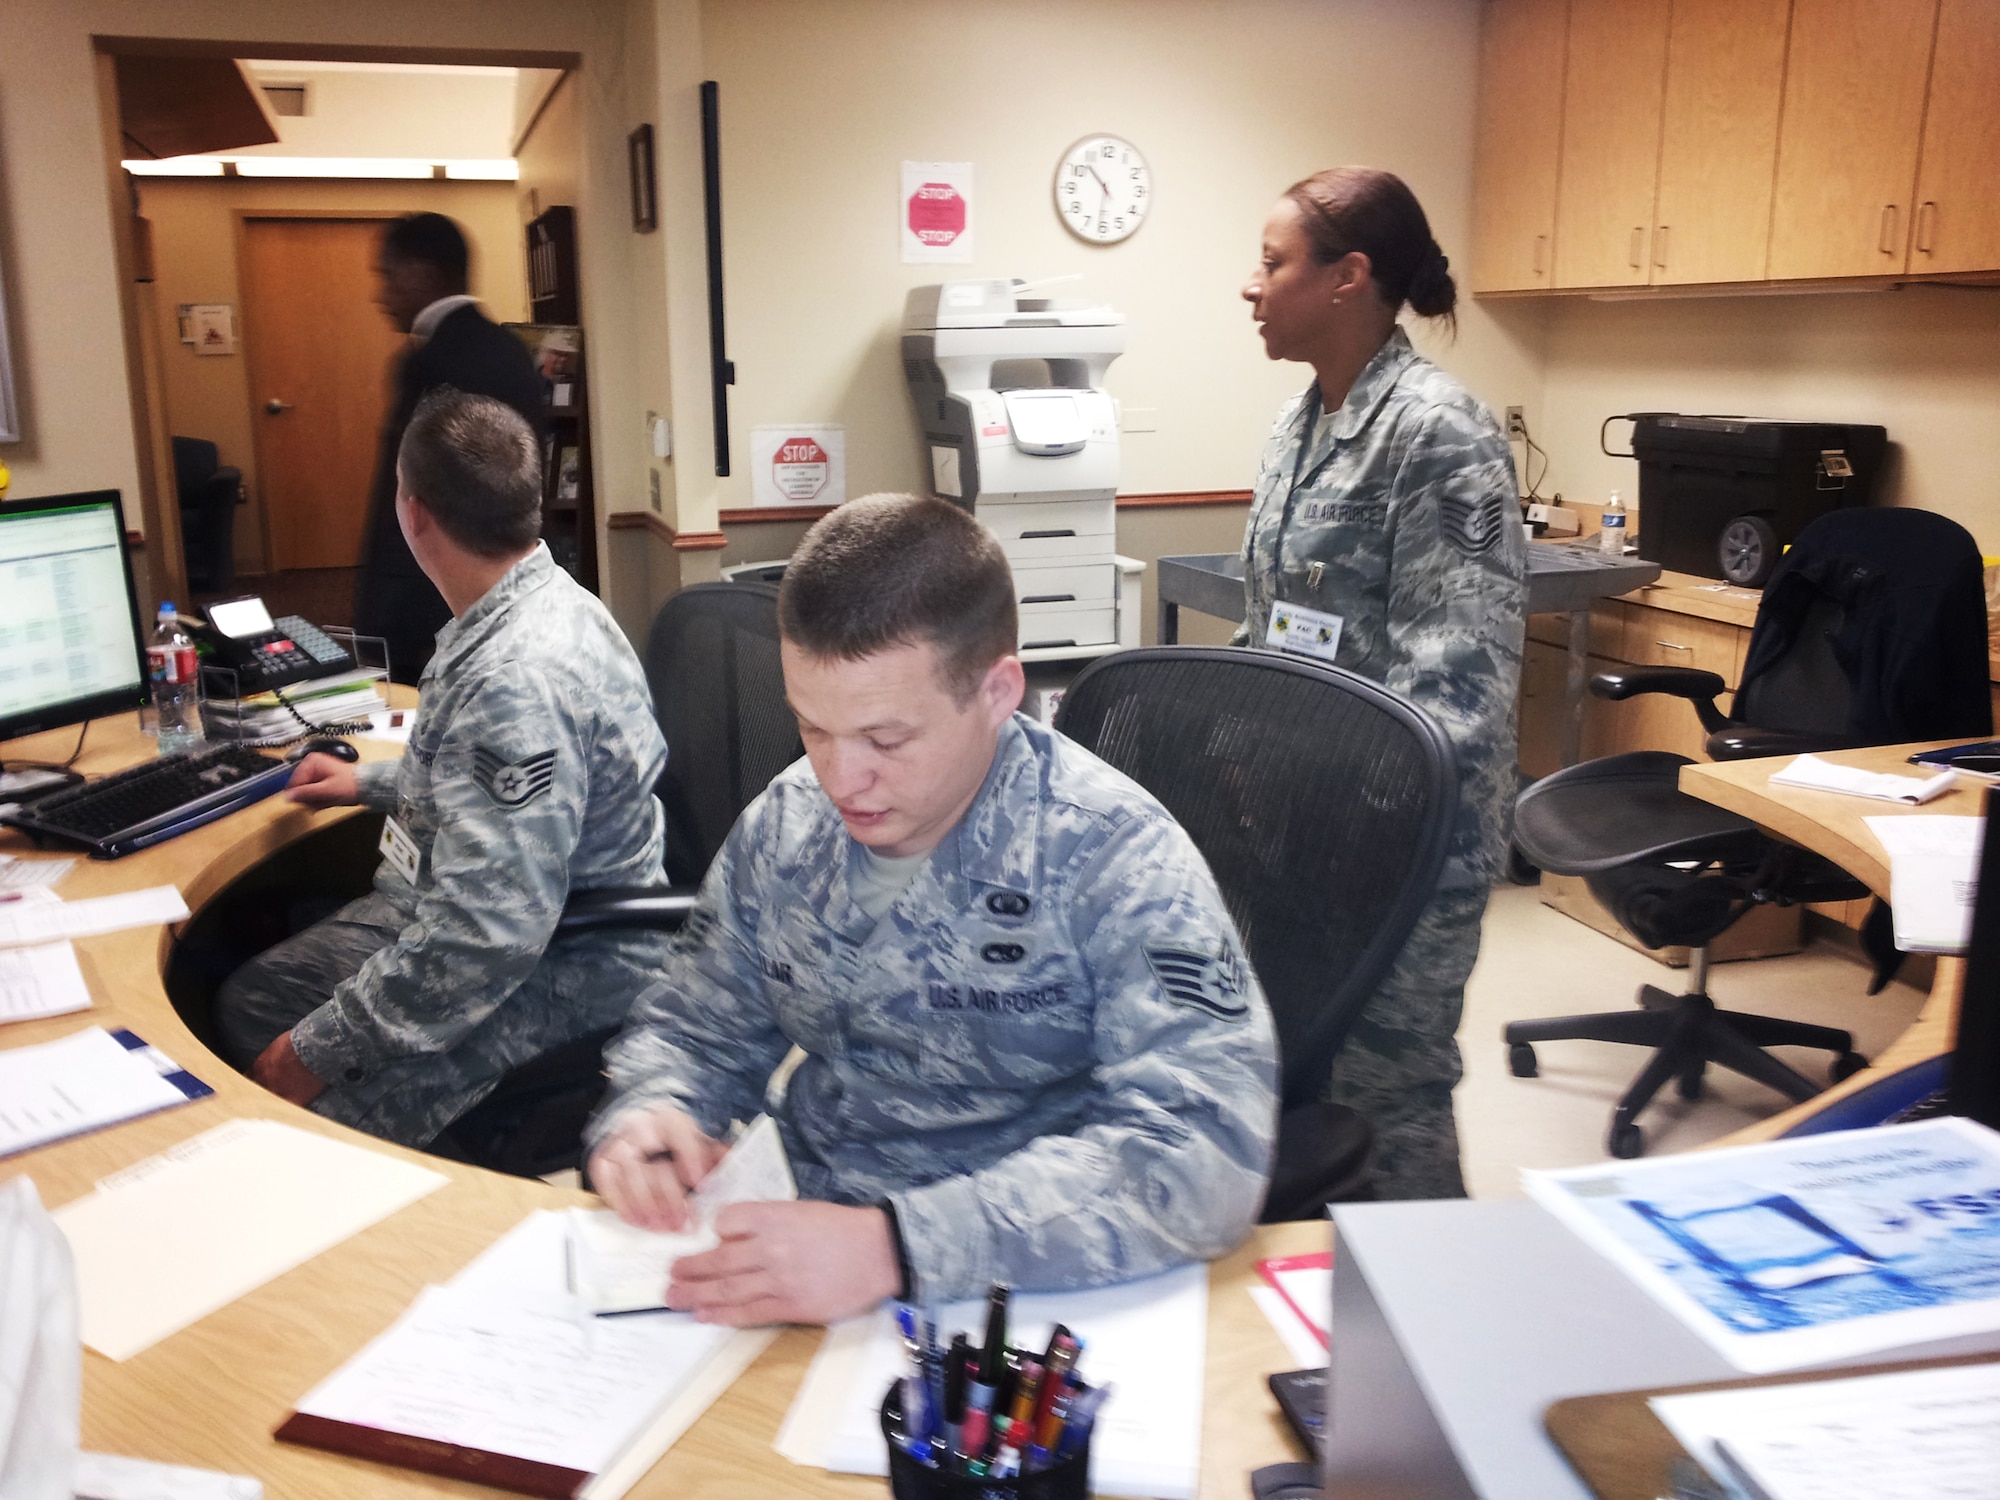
1831,1050 -> 1869,1084
1677,1061 -> 1706,1101
1509,1042 -> 1539,1079
1608,1120 -> 1645,1159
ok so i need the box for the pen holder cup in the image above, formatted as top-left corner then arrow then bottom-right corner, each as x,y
881,1385 -> 1092,1500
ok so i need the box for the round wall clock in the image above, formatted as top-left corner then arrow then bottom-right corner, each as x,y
1054,134 -> 1150,244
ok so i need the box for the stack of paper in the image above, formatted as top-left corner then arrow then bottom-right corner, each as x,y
0,853 -> 75,892
1864,814 -> 1984,952
1524,1118 -> 2000,1373
280,1210 -> 774,1499
1650,1360 -> 2000,1500
0,939 -> 91,1023
52,1118 -> 448,1360
1769,755 -> 1957,805
0,886 -> 190,948
0,1027 -> 211,1159
203,669 -> 388,741
775,1263 -> 1209,1500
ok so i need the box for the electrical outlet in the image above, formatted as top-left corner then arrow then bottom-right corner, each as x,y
1504,406 -> 1527,441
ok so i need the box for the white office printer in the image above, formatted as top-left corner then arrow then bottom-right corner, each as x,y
902,280 -> 1138,657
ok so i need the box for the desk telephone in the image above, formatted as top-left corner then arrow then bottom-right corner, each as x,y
189,596 -> 356,694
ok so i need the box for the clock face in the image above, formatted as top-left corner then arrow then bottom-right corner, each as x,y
1055,135 -> 1150,244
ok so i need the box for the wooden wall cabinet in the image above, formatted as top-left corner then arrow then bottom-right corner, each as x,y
1473,0 -> 1996,295
1768,0 -> 1940,280
1470,0 -> 1571,291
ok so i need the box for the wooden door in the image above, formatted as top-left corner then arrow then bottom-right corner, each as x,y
1470,0 -> 1571,293
1909,0 -> 2000,274
1552,0 -> 1673,289
1651,0 -> 1793,286
239,217 -> 405,571
1768,0 -> 1940,280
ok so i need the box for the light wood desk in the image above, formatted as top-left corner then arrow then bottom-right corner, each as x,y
1682,741 -> 1971,1145
2,710 -> 1314,1499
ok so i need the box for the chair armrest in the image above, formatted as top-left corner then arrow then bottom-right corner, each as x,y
1703,726 -> 1868,762
555,885 -> 697,935
1589,667 -> 1730,733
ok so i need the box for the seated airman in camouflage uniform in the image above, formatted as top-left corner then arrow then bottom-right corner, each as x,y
1239,168 -> 1526,1200
588,494 -> 1278,1325
214,390 -> 670,1150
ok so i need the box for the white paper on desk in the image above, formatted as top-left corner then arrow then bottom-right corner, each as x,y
52,1117 -> 447,1360
1523,1117 -> 2000,1374
357,707 -> 414,744
0,854 -> 74,891
295,1208 -> 773,1498
567,1113 -> 796,1314
1864,814 -> 1984,953
1769,754 -> 1957,805
0,939 -> 91,1023
1248,1286 -> 1328,1368
0,885 -> 188,948
0,1026 -> 191,1159
74,1451 -> 264,1500
776,1261 -> 1208,1500
1649,1361 -> 2000,1500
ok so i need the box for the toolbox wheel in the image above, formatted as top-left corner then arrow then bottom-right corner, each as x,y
1719,514 -> 1779,587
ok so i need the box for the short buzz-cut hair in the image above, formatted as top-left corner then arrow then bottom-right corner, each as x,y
381,212 -> 470,289
397,388 -> 543,558
778,493 -> 1018,702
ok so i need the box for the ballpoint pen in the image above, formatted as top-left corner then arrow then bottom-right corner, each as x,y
959,1284 -> 1007,1461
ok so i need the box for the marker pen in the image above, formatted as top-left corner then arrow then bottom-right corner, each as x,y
1056,1381 -> 1112,1460
894,1305 -> 932,1457
1029,1335 -> 1078,1443
958,1284 -> 1008,1460
942,1333 -> 969,1469
1004,1358 -> 1045,1436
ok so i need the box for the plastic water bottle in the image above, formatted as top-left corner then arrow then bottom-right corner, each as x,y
1599,489 -> 1628,555
147,604 -> 206,755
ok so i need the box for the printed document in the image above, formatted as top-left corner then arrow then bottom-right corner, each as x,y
1864,814 -> 1984,953
0,1026 -> 201,1158
53,1118 -> 447,1360
1650,1359 -> 2000,1500
1769,755 -> 1956,805
0,886 -> 189,948
567,1113 -> 796,1314
0,940 -> 91,1023
776,1261 -> 1208,1500
1525,1118 -> 2000,1372
0,854 -> 74,892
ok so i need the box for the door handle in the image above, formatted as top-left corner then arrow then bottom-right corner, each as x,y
1532,234 -> 1547,276
1653,225 -> 1669,269
1628,227 -> 1645,269
265,399 -> 293,415
1916,201 -> 1938,255
1878,204 -> 1900,257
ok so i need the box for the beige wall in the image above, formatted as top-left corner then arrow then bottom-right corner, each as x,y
696,0 -> 1543,519
1532,287 -> 2000,553
139,176 -> 527,574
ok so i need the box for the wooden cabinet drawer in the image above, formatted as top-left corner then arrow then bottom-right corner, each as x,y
1621,605 -> 1743,686
1526,600 -> 1626,651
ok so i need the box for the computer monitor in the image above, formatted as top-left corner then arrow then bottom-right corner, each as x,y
0,491 -> 149,747
1949,787 -> 2000,1131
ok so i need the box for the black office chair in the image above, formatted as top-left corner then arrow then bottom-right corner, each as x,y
431,583 -> 802,1177
1055,646 -> 1458,1220
1507,506 -> 1993,1159
171,436 -> 243,595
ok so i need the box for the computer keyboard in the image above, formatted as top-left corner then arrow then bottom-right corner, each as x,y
6,743 -> 295,859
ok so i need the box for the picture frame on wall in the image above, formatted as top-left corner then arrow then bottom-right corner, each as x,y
628,123 -> 658,233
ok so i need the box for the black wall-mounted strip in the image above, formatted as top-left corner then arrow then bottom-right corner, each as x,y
700,80 -> 733,477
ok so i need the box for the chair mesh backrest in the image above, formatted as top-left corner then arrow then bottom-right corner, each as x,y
1055,648 -> 1457,1109
1734,596 -> 1852,735
643,583 -> 801,886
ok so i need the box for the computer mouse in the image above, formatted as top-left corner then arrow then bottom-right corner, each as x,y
291,737 -> 360,763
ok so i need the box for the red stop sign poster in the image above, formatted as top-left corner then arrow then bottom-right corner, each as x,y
771,437 -> 830,501
900,161 -> 973,263
907,182 -> 966,247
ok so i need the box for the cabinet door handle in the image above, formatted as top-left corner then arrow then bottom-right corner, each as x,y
1879,204 -> 1900,256
1629,227 -> 1645,269
1532,234 -> 1547,276
1654,640 -> 1692,651
1916,201 -> 1938,255
1653,225 -> 1670,269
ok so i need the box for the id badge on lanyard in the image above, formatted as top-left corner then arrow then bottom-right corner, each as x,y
1268,388 -> 1343,661
379,815 -> 422,885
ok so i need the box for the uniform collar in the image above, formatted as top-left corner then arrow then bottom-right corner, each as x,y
1314,325 -> 1419,445
422,543 -> 556,682
409,294 -> 480,344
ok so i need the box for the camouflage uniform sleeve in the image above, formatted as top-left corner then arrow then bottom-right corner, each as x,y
888,814 -> 1278,1303
290,664 -> 589,1083
1380,403 -> 1527,884
352,759 -> 401,811
587,803 -> 789,1148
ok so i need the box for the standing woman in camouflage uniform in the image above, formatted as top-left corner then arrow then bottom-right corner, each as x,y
1238,167 -> 1526,1199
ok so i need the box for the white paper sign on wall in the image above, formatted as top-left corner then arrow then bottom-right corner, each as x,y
750,425 -> 846,508
901,161 -> 973,264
